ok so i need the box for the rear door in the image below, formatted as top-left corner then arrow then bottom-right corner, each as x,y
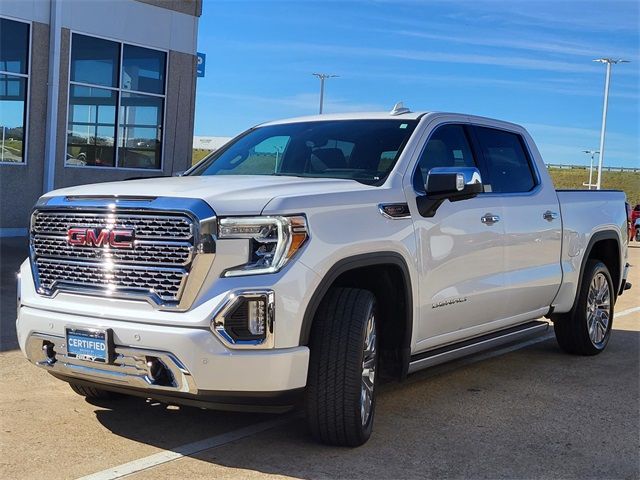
471,125 -> 562,320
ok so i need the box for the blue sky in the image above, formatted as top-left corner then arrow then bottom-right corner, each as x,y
194,0 -> 639,167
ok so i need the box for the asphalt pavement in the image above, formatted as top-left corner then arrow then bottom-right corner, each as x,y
1,238 -> 638,480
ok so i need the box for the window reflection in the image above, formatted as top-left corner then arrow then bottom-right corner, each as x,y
0,18 -> 29,75
67,85 -> 116,167
122,45 -> 166,95
118,93 -> 163,168
70,34 -> 120,88
0,18 -> 29,163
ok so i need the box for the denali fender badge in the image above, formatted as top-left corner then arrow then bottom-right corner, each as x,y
67,228 -> 135,248
378,203 -> 410,219
432,297 -> 467,309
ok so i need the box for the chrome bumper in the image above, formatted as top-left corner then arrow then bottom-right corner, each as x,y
25,333 -> 197,394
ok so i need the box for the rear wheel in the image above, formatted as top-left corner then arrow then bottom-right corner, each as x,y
553,259 -> 613,355
635,227 -> 639,242
306,288 -> 379,447
69,382 -> 117,400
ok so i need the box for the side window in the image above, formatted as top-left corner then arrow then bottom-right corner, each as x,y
413,124 -> 477,191
474,127 -> 537,193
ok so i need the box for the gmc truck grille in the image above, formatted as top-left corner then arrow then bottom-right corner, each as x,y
30,210 -> 196,304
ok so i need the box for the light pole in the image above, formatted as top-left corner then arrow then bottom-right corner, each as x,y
582,149 -> 599,190
593,58 -> 629,190
312,73 -> 338,114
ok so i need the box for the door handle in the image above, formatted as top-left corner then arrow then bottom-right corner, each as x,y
543,210 -> 559,222
481,213 -> 501,225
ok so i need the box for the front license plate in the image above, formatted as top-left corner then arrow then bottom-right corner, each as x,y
66,328 -> 112,363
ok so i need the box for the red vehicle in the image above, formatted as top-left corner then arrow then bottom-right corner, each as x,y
627,203 -> 640,241
632,204 -> 640,224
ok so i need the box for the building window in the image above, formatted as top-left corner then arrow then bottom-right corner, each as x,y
0,18 -> 30,163
67,33 -> 166,169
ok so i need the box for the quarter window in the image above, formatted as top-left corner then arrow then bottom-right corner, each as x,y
474,127 -> 536,193
0,18 -> 30,163
67,34 -> 166,169
413,124 -> 477,191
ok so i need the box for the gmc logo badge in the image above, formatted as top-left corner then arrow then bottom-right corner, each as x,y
67,228 -> 135,249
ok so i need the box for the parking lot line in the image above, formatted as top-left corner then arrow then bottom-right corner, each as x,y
77,414 -> 299,480
616,306 -> 640,318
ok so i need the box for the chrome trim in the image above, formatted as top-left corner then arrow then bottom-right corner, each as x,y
25,332 -> 197,394
408,321 -> 549,374
29,196 -> 216,311
210,290 -> 275,349
481,213 -> 501,225
543,210 -> 559,222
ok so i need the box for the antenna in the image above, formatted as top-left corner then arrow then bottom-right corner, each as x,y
390,102 -> 411,116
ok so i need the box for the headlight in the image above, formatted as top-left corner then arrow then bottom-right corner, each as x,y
218,215 -> 308,276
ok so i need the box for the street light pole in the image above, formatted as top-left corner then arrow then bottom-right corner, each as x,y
312,73 -> 338,114
593,58 -> 629,190
582,149 -> 599,190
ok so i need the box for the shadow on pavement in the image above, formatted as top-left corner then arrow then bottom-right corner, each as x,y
92,331 -> 639,479
1,236 -> 28,352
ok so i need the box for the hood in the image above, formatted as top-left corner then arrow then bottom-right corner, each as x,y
42,175 -> 376,215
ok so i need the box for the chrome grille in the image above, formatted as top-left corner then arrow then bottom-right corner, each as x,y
31,209 -> 197,304
36,259 -> 186,302
32,236 -> 193,266
32,212 -> 193,239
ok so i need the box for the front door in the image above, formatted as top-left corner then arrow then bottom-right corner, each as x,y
406,122 -> 508,353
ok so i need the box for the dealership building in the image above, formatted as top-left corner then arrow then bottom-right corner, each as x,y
0,0 -> 202,236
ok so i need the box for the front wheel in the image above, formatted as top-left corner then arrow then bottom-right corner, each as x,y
306,288 -> 379,447
553,259 -> 614,355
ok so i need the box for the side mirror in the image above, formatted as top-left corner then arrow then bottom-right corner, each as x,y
417,167 -> 483,217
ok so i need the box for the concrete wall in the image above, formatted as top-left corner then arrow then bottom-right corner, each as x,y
0,21 -> 49,230
136,0 -> 202,17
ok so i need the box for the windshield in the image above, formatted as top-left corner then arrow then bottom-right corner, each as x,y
188,119 -> 419,185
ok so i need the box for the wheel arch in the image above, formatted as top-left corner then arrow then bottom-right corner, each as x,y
574,230 -> 622,308
300,252 -> 414,378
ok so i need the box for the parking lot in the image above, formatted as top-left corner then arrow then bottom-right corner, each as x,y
1,239 -> 638,480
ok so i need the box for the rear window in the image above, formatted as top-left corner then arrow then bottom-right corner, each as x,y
474,127 -> 537,193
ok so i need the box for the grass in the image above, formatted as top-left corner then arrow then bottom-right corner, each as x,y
547,168 -> 640,206
191,149 -> 639,205
192,149 -> 212,165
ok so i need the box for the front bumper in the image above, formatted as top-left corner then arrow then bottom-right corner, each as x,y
17,305 -> 309,411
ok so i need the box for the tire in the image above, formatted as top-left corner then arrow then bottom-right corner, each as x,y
553,259 -> 614,355
69,382 -> 117,400
306,288 -> 379,447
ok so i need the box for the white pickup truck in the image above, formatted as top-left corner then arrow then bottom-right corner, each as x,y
17,108 -> 631,446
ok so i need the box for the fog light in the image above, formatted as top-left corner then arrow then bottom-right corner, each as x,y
247,299 -> 266,336
211,290 -> 275,348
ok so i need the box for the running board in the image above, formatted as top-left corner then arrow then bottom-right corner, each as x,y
408,321 -> 550,374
